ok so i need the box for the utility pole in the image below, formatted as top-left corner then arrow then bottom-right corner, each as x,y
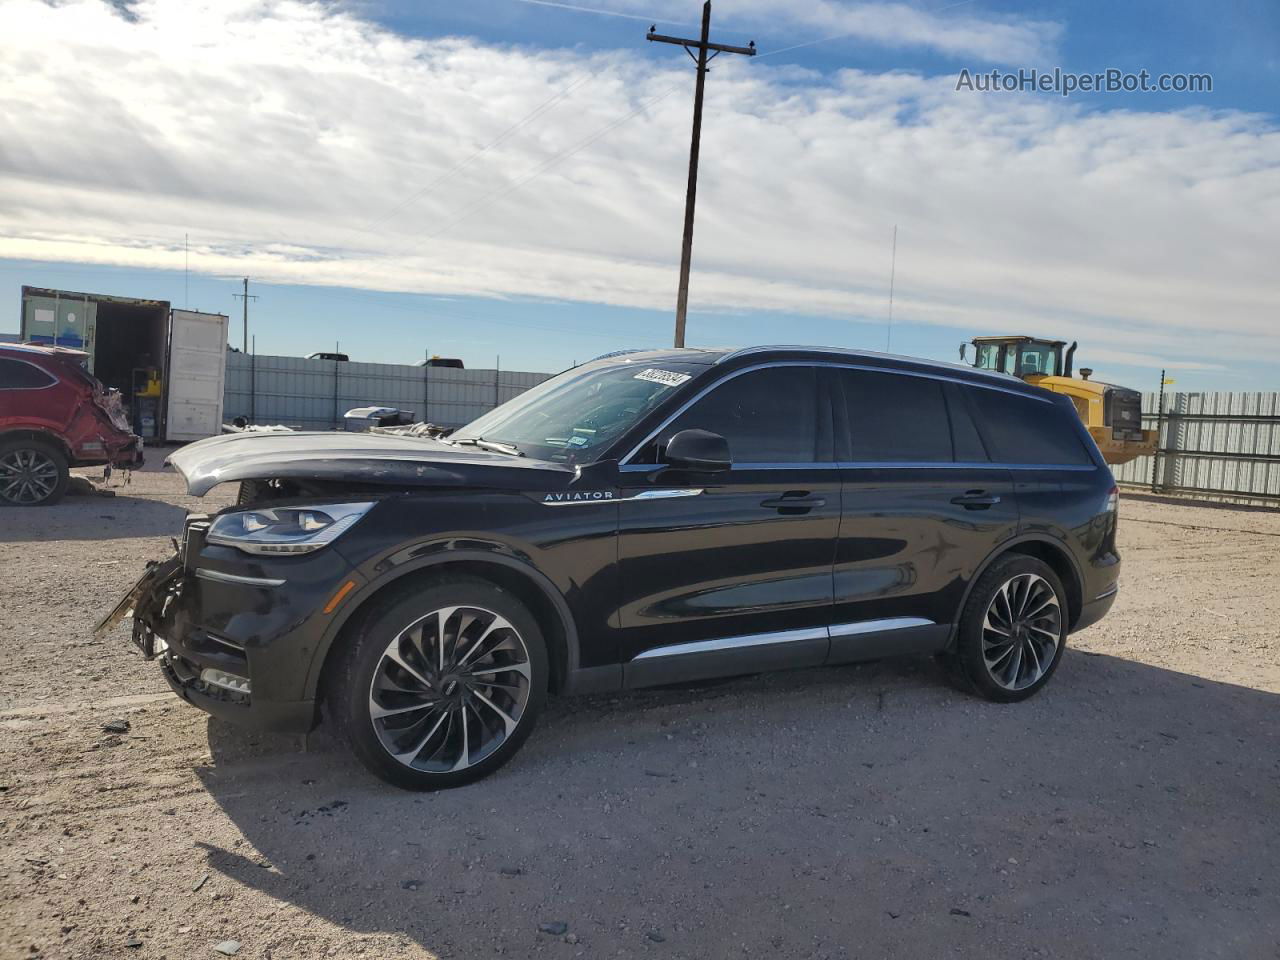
647,3 -> 755,347
232,277 -> 257,354
1150,368 -> 1167,493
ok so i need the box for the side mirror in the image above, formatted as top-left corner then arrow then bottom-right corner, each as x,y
958,342 -> 969,363
664,429 -> 731,472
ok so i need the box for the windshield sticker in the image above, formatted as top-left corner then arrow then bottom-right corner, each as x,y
567,435 -> 589,446
634,368 -> 691,388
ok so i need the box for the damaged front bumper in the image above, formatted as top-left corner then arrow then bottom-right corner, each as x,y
95,519 -> 331,734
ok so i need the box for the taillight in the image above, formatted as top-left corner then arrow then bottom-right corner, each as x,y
1105,486 -> 1119,514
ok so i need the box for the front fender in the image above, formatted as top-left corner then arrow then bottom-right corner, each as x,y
301,540 -> 601,702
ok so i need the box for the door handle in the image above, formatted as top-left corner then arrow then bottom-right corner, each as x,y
951,490 -> 1002,509
760,494 -> 826,513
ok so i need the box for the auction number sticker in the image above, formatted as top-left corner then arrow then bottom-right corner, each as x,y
634,368 -> 691,388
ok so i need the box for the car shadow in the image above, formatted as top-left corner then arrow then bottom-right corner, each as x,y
196,651 -> 1280,958
0,482 -> 189,542
1120,490 -> 1280,516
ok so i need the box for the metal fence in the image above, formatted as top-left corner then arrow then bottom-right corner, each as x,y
1113,391 -> 1280,502
224,353 -> 553,431
222,363 -> 1280,502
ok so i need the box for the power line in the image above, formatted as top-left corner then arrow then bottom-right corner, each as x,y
885,224 -> 897,352
510,0 -> 693,25
757,0 -> 979,59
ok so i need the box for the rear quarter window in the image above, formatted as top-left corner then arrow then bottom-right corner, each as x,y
0,357 -> 57,390
966,386 -> 1094,466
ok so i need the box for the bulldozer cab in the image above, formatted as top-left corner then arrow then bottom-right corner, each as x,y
963,336 -> 1074,381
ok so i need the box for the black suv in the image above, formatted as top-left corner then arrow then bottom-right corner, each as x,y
100,346 -> 1120,789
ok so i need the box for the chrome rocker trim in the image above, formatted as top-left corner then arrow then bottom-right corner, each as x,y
633,617 -> 936,661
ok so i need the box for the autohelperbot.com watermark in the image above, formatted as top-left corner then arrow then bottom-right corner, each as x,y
956,67 -> 1213,97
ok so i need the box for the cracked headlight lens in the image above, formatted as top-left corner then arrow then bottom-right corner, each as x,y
207,502 -> 374,555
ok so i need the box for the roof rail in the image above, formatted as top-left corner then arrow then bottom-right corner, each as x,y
713,344 -> 1024,383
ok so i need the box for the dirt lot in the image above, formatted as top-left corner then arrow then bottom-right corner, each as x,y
2,466 -> 1278,960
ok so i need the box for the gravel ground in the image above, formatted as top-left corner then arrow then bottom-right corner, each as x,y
2,466 -> 1278,960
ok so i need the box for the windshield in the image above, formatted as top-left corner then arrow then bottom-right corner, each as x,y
1015,342 -> 1061,377
452,359 -> 704,464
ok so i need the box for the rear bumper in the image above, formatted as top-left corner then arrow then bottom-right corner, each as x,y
73,437 -> 145,469
1073,582 -> 1118,633
111,437 -> 146,468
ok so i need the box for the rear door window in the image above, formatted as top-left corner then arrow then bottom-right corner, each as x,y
944,383 -> 990,462
837,369 -> 953,462
966,387 -> 1093,465
0,358 -> 56,389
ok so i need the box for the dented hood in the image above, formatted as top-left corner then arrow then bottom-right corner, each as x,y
166,430 -> 576,497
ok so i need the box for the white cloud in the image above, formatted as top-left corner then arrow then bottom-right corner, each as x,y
0,0 -> 1277,381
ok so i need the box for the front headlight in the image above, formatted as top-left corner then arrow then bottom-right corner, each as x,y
207,502 -> 375,555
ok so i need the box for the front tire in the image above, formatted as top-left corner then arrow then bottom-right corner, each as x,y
0,439 -> 69,506
948,555 -> 1068,702
332,576 -> 548,790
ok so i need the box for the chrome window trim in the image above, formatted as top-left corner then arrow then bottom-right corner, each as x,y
732,462 -> 838,471
839,460 -> 1097,472
195,568 -> 286,588
618,460 -> 1096,474
632,617 -> 938,661
619,359 -> 1051,467
0,356 -> 59,391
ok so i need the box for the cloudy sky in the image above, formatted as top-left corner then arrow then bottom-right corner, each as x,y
0,0 -> 1277,387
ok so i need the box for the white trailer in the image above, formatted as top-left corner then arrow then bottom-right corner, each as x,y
165,310 -> 229,442
20,286 -> 229,443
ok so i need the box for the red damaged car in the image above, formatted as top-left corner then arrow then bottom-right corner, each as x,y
0,344 -> 144,506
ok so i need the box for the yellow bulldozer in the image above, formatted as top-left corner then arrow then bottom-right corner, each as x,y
960,335 -> 1156,466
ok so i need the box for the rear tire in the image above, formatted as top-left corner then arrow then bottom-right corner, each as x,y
332,576 -> 548,790
947,554 -> 1068,702
0,439 -> 69,506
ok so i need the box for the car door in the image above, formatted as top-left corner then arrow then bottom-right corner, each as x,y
615,363 -> 840,686
962,385 -> 1099,543
0,355 -> 74,431
828,368 -> 1018,663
